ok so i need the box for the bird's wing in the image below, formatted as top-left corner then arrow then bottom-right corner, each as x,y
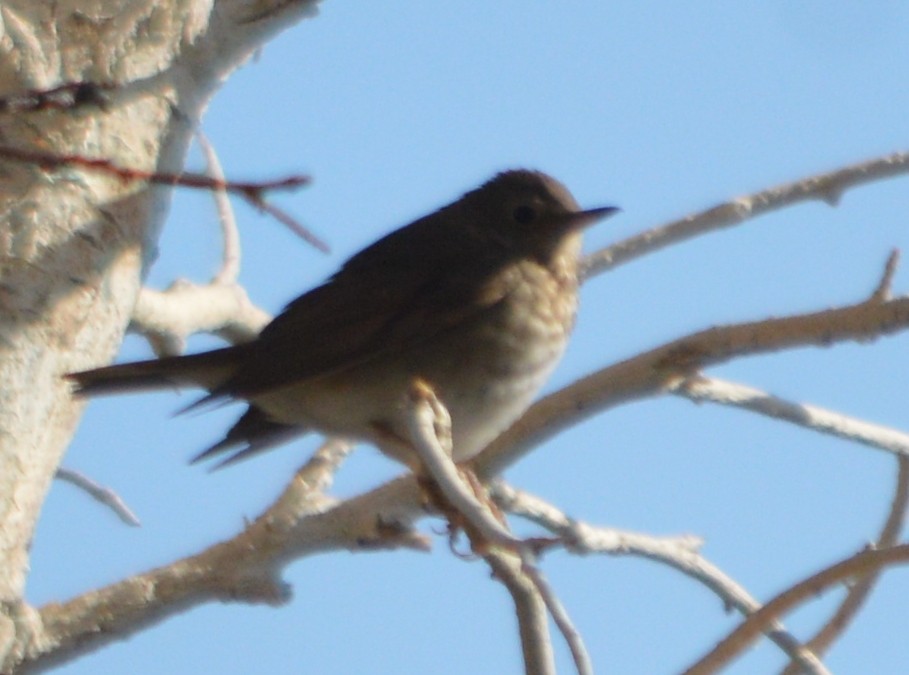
190,405 -> 307,468
218,248 -> 513,398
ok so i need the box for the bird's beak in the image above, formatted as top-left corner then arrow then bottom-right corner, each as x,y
561,205 -> 620,230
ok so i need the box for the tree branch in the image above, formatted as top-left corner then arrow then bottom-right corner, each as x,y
406,381 -> 521,548
580,150 -> 909,278
682,544 -> 909,675
197,131 -> 242,285
0,144 -> 325,250
479,287 -> 909,476
54,468 -> 140,527
131,280 -> 272,356
518,557 -> 593,675
670,376 -> 909,460
17,439 -> 432,674
780,457 -> 909,675
406,384 -> 590,675
129,133 -> 273,354
484,551 -> 555,675
491,484 -> 830,675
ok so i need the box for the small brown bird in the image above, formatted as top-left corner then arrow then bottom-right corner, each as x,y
68,170 -> 617,468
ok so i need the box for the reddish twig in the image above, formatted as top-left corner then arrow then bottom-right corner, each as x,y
0,145 -> 326,251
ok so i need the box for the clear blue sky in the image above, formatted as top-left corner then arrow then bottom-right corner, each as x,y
32,2 -> 909,673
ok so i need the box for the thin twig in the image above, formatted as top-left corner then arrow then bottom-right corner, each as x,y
196,131 -> 241,284
780,457 -> 909,675
479,291 -> 909,476
55,468 -> 140,527
671,375 -> 909,459
242,190 -> 329,252
492,484 -> 830,675
520,553 -> 593,675
682,544 -> 909,675
483,550 -> 556,675
25,441 -> 426,673
871,249 -> 900,302
0,145 -> 326,250
581,150 -> 909,279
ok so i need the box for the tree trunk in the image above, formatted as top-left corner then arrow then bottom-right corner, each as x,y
0,1 -> 318,668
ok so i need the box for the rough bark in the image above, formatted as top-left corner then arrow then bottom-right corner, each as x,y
0,1 -> 319,668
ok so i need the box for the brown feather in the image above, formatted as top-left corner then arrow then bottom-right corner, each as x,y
67,346 -> 243,396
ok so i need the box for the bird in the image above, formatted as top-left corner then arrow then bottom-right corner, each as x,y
68,170 -> 618,469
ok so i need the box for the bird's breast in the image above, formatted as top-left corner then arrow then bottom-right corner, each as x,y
428,259 -> 579,459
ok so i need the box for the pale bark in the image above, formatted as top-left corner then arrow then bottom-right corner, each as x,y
0,1 -> 319,669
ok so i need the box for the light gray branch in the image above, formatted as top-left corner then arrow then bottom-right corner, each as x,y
492,484 -> 830,675
483,551 -> 555,675
130,280 -> 271,355
682,544 -> 909,675
54,468 -> 140,527
406,384 -> 582,675
581,151 -> 909,279
196,131 -> 241,285
671,375 -> 909,460
129,132 -> 272,354
519,557 -> 592,675
780,457 -> 909,675
18,438 -> 436,674
406,382 -> 520,547
478,289 -> 909,476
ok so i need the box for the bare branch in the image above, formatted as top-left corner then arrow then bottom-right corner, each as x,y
682,544 -> 909,675
406,381 -> 521,547
519,556 -> 593,675
483,551 -> 555,675
18,439 -> 434,674
671,376 -> 909,460
276,437 -> 354,499
478,291 -> 909,476
493,482 -> 703,556
128,134 -> 278,353
780,457 -> 909,675
196,132 -> 241,284
55,468 -> 140,527
872,249 -> 901,302
492,484 -> 830,675
242,191 -> 329,252
0,144 -> 309,198
130,280 -> 271,355
407,385 -> 589,674
0,145 -> 325,250
581,150 -> 909,278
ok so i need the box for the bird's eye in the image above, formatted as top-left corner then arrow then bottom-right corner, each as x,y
512,205 -> 537,224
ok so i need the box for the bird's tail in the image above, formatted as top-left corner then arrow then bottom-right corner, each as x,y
67,347 -> 242,397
